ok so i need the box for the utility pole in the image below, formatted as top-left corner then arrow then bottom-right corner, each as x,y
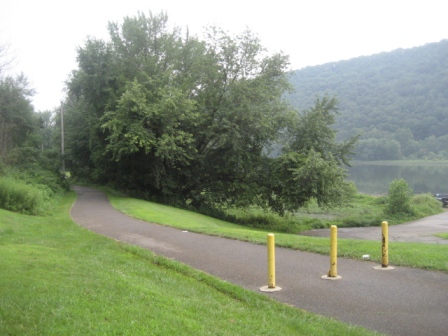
61,101 -> 65,176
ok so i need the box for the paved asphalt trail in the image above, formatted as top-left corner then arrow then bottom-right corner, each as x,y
301,212 -> 448,244
70,186 -> 448,336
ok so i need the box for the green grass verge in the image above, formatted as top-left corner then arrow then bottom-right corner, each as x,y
0,192 -> 379,335
108,195 -> 448,273
434,232 -> 448,240
226,193 -> 386,232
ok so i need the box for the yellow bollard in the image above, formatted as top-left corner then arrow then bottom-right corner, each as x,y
381,221 -> 389,267
267,233 -> 276,288
329,225 -> 338,277
374,221 -> 395,270
260,233 -> 282,292
322,225 -> 342,280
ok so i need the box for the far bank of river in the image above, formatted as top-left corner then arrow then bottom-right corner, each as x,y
347,160 -> 448,195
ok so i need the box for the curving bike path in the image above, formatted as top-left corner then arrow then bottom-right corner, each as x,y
70,186 -> 448,336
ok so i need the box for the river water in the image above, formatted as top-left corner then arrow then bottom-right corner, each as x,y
346,161 -> 448,195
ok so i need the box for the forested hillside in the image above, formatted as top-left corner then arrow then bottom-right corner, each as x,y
287,40 -> 448,160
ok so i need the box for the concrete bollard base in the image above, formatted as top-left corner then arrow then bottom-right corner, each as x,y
259,286 -> 282,292
321,275 -> 342,280
373,265 -> 395,270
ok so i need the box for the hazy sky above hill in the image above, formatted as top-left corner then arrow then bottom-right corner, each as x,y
1,0 -> 447,111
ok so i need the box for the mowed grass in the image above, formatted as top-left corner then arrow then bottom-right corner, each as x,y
109,195 -> 448,273
0,193 -> 379,335
435,232 -> 448,239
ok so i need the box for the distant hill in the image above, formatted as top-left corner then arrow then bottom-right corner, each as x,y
286,40 -> 448,160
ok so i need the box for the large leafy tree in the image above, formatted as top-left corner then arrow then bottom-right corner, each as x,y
64,36 -> 119,180
66,11 -> 356,214
264,97 -> 358,214
0,74 -> 35,158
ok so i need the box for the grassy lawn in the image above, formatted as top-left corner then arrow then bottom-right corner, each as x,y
0,192 -> 379,335
226,193 -> 387,231
108,195 -> 448,273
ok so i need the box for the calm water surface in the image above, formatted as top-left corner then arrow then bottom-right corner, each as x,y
347,161 -> 448,195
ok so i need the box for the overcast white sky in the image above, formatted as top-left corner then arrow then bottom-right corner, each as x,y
1,0 -> 447,112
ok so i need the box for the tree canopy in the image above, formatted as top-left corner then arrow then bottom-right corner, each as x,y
65,12 -> 356,214
0,41 -> 63,180
0,72 -> 35,158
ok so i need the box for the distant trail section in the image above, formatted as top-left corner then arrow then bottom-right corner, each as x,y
301,212 -> 448,244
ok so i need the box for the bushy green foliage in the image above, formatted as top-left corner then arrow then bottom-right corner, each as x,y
384,178 -> 414,216
264,149 -> 357,215
225,202 -> 338,233
230,211 -> 327,233
65,12 -> 356,215
411,193 -> 443,217
0,74 -> 35,157
0,177 -> 52,215
9,166 -> 69,194
0,160 -> 68,215
340,216 -> 383,228
3,147 -> 70,193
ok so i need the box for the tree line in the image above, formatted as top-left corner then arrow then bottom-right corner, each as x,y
0,12 -> 358,215
286,39 -> 448,161
0,43 -> 57,168
0,42 -> 69,215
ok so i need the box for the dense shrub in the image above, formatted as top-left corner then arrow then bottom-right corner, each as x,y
11,168 -> 70,193
411,193 -> 443,217
0,158 -> 68,215
4,148 -> 70,193
339,216 -> 383,227
0,177 -> 52,215
227,210 -> 329,233
384,178 -> 415,216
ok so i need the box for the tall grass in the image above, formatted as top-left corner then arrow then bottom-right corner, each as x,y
411,193 -> 442,217
0,162 -> 69,215
0,177 -> 52,215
